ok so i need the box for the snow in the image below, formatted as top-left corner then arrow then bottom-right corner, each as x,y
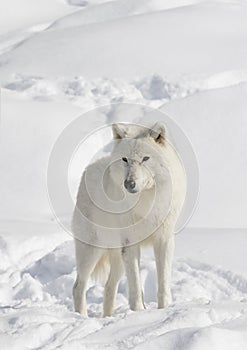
1,225 -> 247,349
1,2 -> 247,81
0,89 -> 81,221
51,0 -> 203,29
0,0 -> 75,36
161,83 -> 247,228
0,0 -> 247,348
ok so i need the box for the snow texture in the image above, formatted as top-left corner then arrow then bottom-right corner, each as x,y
0,224 -> 247,349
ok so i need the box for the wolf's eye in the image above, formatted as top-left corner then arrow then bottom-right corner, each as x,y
122,157 -> 128,163
142,156 -> 150,162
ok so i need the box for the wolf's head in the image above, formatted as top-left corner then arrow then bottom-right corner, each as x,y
109,122 -> 167,194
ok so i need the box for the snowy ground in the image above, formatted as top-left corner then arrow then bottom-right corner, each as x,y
1,224 -> 247,349
0,0 -> 247,349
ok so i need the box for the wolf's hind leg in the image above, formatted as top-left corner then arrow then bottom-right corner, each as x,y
73,242 -> 102,317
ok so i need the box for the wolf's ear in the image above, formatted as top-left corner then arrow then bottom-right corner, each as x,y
149,122 -> 166,146
112,123 -> 128,139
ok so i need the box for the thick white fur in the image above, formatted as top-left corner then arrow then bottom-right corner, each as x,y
72,123 -> 186,317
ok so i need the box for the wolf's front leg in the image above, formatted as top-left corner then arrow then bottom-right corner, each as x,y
103,252 -> 124,317
73,274 -> 88,317
153,235 -> 174,308
122,244 -> 145,311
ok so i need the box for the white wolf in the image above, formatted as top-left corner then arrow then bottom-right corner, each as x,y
72,122 -> 186,317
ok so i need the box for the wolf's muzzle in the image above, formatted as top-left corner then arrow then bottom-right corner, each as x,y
124,179 -> 136,192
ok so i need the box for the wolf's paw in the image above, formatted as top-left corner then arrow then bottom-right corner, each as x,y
158,293 -> 172,309
130,301 -> 145,312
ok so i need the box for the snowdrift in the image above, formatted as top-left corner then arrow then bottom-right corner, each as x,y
161,83 -> 247,228
1,2 -> 247,81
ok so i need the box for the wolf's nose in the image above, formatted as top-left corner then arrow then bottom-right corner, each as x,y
124,179 -> 136,190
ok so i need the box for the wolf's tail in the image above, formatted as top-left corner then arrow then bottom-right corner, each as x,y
91,253 -> 110,283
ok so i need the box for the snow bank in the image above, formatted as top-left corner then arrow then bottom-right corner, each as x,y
0,89 -> 81,220
51,0 -> 203,29
1,2 -> 247,81
0,0 -> 76,36
161,83 -> 247,228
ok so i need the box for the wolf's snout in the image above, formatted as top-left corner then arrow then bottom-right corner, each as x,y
124,179 -> 136,191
